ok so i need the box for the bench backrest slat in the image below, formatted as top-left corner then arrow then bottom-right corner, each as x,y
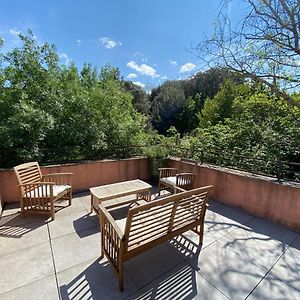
124,185 -> 212,253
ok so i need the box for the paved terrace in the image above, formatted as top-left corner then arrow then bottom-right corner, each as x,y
0,188 -> 299,300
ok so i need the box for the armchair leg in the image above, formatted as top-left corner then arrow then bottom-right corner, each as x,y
50,199 -> 55,221
158,183 -> 161,196
69,190 -> 72,206
20,199 -> 25,218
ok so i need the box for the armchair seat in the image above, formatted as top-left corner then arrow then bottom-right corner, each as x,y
160,176 -> 192,186
25,184 -> 71,199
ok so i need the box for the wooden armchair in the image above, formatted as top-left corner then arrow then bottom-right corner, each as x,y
14,162 -> 72,220
158,158 -> 198,195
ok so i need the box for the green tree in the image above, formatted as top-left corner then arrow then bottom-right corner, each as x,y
150,80 -> 185,134
196,0 -> 300,109
200,80 -> 251,127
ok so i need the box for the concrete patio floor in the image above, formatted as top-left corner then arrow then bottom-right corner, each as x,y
0,188 -> 299,300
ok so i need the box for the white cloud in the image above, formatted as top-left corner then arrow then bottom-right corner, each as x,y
9,28 -> 21,36
179,62 -> 196,73
59,53 -> 71,65
127,73 -> 137,79
161,75 -> 168,80
133,81 -> 146,88
99,37 -> 122,49
133,52 -> 148,62
169,59 -> 177,66
76,39 -> 82,46
126,60 -> 158,78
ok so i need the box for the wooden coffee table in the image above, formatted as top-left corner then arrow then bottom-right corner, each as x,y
90,179 -> 152,214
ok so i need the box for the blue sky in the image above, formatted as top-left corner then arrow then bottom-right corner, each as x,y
0,0 -> 238,91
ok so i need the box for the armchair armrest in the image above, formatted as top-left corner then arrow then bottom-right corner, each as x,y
42,173 -> 72,185
19,182 -> 54,187
176,172 -> 196,176
19,182 -> 54,198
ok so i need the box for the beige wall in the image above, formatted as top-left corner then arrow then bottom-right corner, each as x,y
0,157 -> 151,204
170,158 -> 300,232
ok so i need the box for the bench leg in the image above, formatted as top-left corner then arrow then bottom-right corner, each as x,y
199,224 -> 204,245
118,263 -> 124,292
158,182 -> 161,196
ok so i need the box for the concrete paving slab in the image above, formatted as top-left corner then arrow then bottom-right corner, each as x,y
189,240 -> 267,300
0,275 -> 59,300
48,209 -> 96,239
248,280 -> 300,300
125,262 -> 228,300
243,217 -> 298,245
0,241 -> 54,294
0,220 -> 49,257
57,257 -> 137,300
51,227 -> 100,273
248,237 -> 300,300
255,238 -> 300,289
0,211 -> 49,227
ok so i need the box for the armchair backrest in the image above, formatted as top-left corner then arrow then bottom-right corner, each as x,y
13,162 -> 42,195
179,158 -> 198,174
124,185 -> 212,252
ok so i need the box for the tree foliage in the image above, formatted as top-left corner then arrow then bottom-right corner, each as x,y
149,68 -> 243,134
195,0 -> 300,109
0,31 -> 146,167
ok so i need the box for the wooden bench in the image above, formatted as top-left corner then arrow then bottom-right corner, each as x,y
98,185 -> 213,291
14,162 -> 72,220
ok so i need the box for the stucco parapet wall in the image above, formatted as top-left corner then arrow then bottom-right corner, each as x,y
170,157 -> 300,232
170,157 -> 300,189
0,157 -> 151,204
201,163 -> 300,189
0,156 -> 147,171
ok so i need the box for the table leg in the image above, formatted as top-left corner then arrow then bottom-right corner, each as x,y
90,194 -> 94,214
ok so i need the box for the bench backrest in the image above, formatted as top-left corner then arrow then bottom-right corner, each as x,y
124,185 -> 212,253
13,162 -> 42,196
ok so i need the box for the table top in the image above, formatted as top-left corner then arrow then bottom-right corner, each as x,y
90,179 -> 152,201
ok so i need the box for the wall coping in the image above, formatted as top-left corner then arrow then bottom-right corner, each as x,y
170,157 -> 300,189
0,156 -> 147,171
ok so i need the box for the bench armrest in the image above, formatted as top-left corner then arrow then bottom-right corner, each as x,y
98,204 -> 124,240
42,173 -> 72,185
173,186 -> 187,193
